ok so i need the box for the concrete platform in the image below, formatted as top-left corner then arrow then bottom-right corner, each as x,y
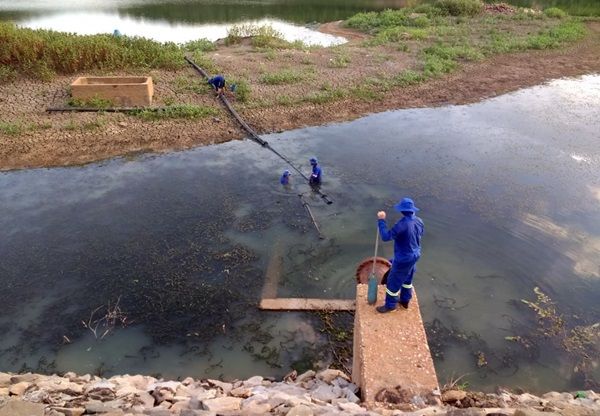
259,298 -> 355,311
71,76 -> 154,106
352,284 -> 438,404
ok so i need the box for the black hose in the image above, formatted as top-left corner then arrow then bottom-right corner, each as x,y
185,55 -> 333,205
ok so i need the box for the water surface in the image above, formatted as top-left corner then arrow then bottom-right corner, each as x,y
1,75 -> 599,391
0,0 -> 598,45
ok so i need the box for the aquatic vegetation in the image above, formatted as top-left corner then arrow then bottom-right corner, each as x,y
315,311 -> 353,374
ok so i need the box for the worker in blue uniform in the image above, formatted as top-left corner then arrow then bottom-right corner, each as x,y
309,157 -> 322,186
280,170 -> 291,185
208,75 -> 226,94
376,197 -> 424,313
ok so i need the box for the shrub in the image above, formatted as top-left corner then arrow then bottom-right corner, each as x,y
435,0 -> 484,17
544,7 -> 567,19
412,16 -> 431,28
0,22 -> 185,79
183,38 -> 216,52
229,78 -> 250,103
346,9 -> 410,31
394,70 -> 425,86
0,65 -> 17,83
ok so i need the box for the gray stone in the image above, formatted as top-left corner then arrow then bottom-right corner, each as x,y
181,411 -> 217,416
241,400 -> 272,415
343,388 -> 360,404
444,409 -> 486,416
201,397 -> 242,412
516,393 -> 543,405
143,409 -> 171,416
286,404 -> 314,416
441,389 -> 467,403
171,400 -> 191,413
0,399 -> 45,416
0,375 -> 11,389
230,386 -> 253,398
243,376 -> 264,388
311,385 -> 337,403
85,399 -> 124,413
135,391 -> 155,408
148,381 -> 179,392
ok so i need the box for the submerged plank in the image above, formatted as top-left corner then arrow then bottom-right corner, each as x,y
259,298 -> 355,311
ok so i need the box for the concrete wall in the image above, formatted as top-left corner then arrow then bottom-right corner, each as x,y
71,76 -> 154,107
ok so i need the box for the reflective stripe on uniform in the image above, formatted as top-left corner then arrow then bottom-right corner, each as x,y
402,283 -> 413,289
386,288 -> 400,297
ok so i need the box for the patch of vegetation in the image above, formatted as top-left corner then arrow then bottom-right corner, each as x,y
435,0 -> 484,17
526,20 -> 586,49
229,78 -> 251,103
260,69 -> 306,85
303,86 -> 346,104
544,7 -> 567,19
68,96 -> 114,109
225,24 -> 306,50
393,69 -> 426,87
172,75 -> 210,94
0,65 -> 17,83
131,104 -> 218,121
182,38 -> 216,52
0,22 -> 185,80
191,51 -> 220,75
0,121 -> 23,136
328,50 -> 351,68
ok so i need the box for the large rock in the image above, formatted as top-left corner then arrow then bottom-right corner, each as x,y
0,399 -> 45,416
338,402 -> 364,412
10,373 -> 39,384
84,399 -> 124,413
295,371 -> 315,384
445,409 -> 486,416
0,375 -> 11,389
240,400 -> 271,415
441,389 -> 467,403
243,376 -> 263,388
8,382 -> 31,396
51,407 -> 85,416
311,385 -> 337,403
201,397 -> 242,412
181,411 -> 217,416
206,380 -> 233,394
316,370 -> 349,385
286,404 -> 314,416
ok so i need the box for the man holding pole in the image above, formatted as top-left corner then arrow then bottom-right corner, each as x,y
376,197 -> 424,313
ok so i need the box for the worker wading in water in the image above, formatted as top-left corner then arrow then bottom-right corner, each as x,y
309,157 -> 322,186
376,197 -> 424,313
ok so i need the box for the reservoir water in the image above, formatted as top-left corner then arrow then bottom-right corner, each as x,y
1,75 -> 599,392
0,0 -> 598,45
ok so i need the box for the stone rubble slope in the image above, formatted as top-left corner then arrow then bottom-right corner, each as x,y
0,369 -> 599,416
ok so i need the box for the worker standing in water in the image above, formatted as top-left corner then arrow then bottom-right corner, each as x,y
376,197 -> 424,313
309,157 -> 322,186
280,170 -> 291,186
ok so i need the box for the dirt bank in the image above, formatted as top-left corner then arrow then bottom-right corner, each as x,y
0,21 -> 599,171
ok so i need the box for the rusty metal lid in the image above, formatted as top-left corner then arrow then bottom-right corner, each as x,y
355,257 -> 391,284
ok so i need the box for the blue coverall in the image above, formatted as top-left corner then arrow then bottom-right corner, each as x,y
309,164 -> 322,185
280,171 -> 290,185
378,213 -> 424,309
208,75 -> 225,91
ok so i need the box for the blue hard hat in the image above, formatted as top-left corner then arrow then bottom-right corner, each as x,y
394,197 -> 420,212
310,157 -> 318,165
282,170 -> 291,176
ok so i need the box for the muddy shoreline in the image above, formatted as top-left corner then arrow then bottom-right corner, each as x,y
1,21 -> 599,171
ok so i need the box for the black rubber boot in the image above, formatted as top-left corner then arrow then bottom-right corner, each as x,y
376,305 -> 397,313
400,301 -> 409,309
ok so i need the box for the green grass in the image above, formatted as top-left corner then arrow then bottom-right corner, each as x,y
393,70 -> 426,87
132,104 -> 218,121
68,96 -> 114,109
544,7 -> 567,19
0,121 -> 23,136
435,0 -> 484,17
260,69 -> 305,85
172,75 -> 210,93
182,38 -> 216,52
0,65 -> 17,83
0,22 -> 185,80
229,78 -> 250,103
190,51 -> 220,75
328,50 -> 351,68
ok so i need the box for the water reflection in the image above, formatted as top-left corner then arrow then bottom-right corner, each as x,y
0,75 -> 599,391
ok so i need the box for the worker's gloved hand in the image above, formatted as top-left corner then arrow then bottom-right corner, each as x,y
377,211 -> 386,220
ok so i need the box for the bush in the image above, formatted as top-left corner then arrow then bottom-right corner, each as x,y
230,78 -> 250,103
0,121 -> 22,136
435,0 -> 484,17
0,22 -> 185,79
182,38 -> 216,52
412,16 -> 431,28
346,9 -> 410,31
544,7 -> 567,19
394,70 -> 425,86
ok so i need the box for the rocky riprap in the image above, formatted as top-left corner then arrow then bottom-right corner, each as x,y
0,369 -> 599,416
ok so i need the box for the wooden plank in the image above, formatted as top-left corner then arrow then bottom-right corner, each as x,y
261,241 -> 283,299
259,298 -> 355,311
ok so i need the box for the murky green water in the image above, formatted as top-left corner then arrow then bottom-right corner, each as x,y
1,75 -> 599,391
0,0 -> 598,44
